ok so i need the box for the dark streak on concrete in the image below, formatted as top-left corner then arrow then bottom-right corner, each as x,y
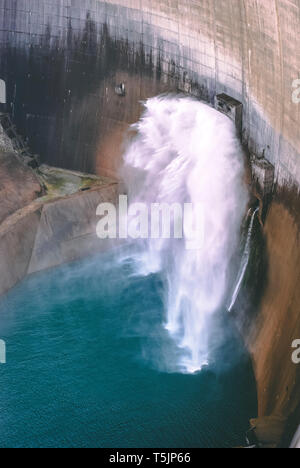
0,14 -> 208,175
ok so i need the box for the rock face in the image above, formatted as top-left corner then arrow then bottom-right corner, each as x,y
0,151 -> 119,296
0,123 -> 14,153
248,193 -> 300,446
28,184 -> 119,274
0,204 -> 42,295
0,150 -> 42,224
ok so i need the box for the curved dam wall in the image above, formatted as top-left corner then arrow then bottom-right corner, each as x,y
0,0 -> 300,447
0,0 -> 299,186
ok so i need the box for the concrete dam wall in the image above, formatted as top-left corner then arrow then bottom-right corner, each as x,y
0,0 -> 300,447
0,0 -> 299,186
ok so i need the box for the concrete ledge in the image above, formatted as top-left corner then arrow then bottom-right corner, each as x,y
214,93 -> 243,135
0,150 -> 42,224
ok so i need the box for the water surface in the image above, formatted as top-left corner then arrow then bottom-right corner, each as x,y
0,249 -> 256,448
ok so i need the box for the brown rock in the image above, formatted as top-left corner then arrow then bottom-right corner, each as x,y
249,195 -> 300,445
0,151 -> 42,224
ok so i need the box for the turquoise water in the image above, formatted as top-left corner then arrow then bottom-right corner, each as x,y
0,249 -> 257,448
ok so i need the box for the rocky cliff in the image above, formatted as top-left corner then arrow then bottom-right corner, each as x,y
248,190 -> 300,446
0,145 -> 119,296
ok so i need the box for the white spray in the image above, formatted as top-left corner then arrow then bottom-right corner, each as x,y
121,95 -> 248,373
227,207 -> 259,313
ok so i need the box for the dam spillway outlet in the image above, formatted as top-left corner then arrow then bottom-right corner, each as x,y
214,94 -> 243,136
0,0 -> 300,451
251,156 -> 275,199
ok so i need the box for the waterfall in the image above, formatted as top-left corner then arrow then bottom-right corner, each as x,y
121,95 -> 248,373
227,207 -> 259,313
